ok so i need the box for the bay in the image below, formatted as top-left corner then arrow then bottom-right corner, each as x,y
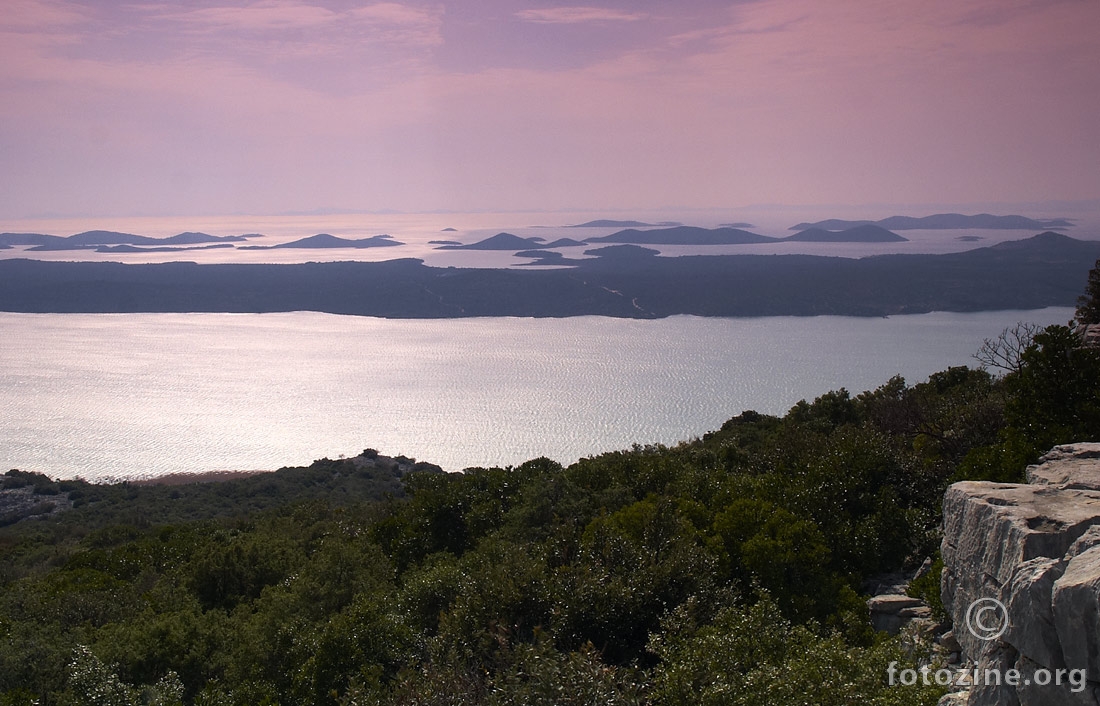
0,308 -> 1074,480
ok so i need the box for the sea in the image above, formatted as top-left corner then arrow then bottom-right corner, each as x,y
0,208 -> 1093,480
0,308 -> 1075,481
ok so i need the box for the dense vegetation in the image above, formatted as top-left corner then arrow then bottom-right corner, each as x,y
1078,257 -> 1100,324
2,265 -> 1099,704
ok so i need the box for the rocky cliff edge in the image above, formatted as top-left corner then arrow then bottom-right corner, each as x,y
942,443 -> 1100,705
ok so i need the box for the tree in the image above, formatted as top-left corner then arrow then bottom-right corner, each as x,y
1077,258 -> 1100,325
958,324 -> 1100,483
974,322 -> 1040,374
1005,324 -> 1100,446
648,595 -> 944,706
62,646 -> 184,706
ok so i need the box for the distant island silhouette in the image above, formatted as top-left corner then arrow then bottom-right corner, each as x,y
789,213 -> 1073,231
3,232 -> 1097,319
584,244 -> 660,258
785,225 -> 907,242
587,226 -> 777,245
569,220 -> 654,228
96,243 -> 237,253
566,219 -> 685,228
516,244 -> 658,266
1,231 -> 259,251
540,238 -> 588,248
445,226 -> 893,249
1,223 -> 938,256
238,234 -> 402,250
434,233 -> 547,250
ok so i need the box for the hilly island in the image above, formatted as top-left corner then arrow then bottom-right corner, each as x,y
1,232 -> 1098,318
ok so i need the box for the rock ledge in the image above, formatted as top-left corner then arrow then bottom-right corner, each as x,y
941,443 -> 1100,705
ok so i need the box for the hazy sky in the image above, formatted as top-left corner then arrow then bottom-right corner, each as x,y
2,0 -> 1099,218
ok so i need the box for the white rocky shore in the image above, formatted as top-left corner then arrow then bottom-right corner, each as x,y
941,443 -> 1100,705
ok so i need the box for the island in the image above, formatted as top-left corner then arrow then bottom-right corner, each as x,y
434,233 -> 549,250
3,230 -> 258,251
790,213 -> 1074,231
538,238 -> 588,248
95,243 -> 237,253
784,225 -> 907,242
587,225 -> 778,245
568,219 -> 655,228
238,234 -> 403,250
2,232 -> 1097,318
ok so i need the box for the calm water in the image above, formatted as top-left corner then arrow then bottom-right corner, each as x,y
0,308 -> 1074,480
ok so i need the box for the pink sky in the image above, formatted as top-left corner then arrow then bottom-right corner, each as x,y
1,0 -> 1098,218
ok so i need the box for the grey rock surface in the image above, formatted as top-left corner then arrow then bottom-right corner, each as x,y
941,480 -> 1100,659
941,443 -> 1100,705
1052,545 -> 1100,676
1004,557 -> 1065,670
1027,444 -> 1100,491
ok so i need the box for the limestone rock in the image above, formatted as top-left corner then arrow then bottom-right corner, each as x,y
1015,654 -> 1098,706
1027,444 -> 1100,491
1004,557 -> 1065,670
968,642 -> 1021,706
1068,526 -> 1100,559
868,594 -> 925,612
869,593 -> 926,634
939,629 -> 962,653
941,442 -> 1100,706
941,481 -> 1100,659
1052,545 -> 1100,675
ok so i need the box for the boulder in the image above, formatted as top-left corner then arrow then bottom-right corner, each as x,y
868,593 -> 927,634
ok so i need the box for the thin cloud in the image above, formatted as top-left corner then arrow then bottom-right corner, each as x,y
3,0 -> 1100,216
160,1 -> 442,36
166,1 -> 339,32
350,2 -> 441,26
943,0 -> 1077,29
147,1 -> 444,55
515,6 -> 647,24
0,0 -> 89,30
